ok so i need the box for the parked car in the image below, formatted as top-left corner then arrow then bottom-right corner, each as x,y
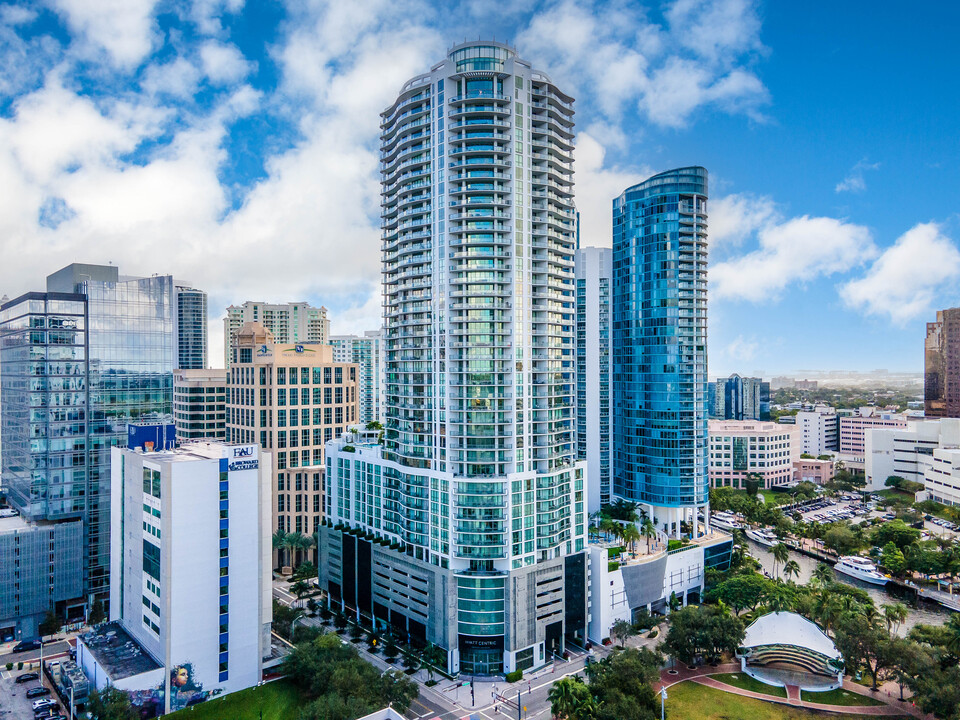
15,671 -> 40,684
12,639 -> 42,653
26,687 -> 51,699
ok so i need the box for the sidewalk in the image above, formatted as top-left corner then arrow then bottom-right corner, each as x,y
654,663 -> 932,719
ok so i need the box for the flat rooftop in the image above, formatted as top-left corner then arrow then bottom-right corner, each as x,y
0,514 -> 30,532
79,622 -> 161,680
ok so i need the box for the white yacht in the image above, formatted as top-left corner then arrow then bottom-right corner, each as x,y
834,556 -> 889,586
711,512 -> 744,531
745,528 -> 779,548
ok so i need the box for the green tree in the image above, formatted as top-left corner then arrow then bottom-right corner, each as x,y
548,676 -> 594,720
880,542 -> 906,575
88,599 -> 106,626
38,610 -> 61,637
870,519 -> 920,551
761,581 -> 795,612
834,614 -> 897,690
772,542 -> 790,578
885,475 -> 905,490
585,648 -> 662,720
621,523 -> 641,555
660,604 -> 745,664
710,573 -> 770,614
822,523 -> 861,555
782,559 -> 801,583
812,562 -> 833,587
640,518 -> 657,553
290,579 -> 312,607
610,619 -> 635,648
882,603 -> 908,635
87,686 -> 138,720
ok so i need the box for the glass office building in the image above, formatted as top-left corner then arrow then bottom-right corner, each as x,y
1,264 -> 175,606
612,167 -> 709,537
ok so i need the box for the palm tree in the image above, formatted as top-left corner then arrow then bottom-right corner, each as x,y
812,562 -> 833,587
882,603 -> 908,635
783,560 -> 801,583
600,518 -> 618,543
772,542 -> 790,578
548,676 -> 591,720
641,518 -> 657,553
290,579 -> 311,608
272,529 -> 289,568
285,531 -> 309,567
621,523 -> 641,556
763,581 -> 793,612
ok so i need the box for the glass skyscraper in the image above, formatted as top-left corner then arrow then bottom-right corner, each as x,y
612,167 -> 709,537
1,263 -> 175,605
319,41 -> 586,676
175,286 -> 208,370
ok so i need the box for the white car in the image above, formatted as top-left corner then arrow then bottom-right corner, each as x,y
33,699 -> 58,710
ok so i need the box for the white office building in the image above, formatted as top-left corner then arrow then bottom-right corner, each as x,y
89,442 -> 272,714
796,406 -> 838,456
319,41 -> 586,677
224,302 -> 330,367
865,418 -> 960,494
330,331 -> 384,425
575,247 -> 612,514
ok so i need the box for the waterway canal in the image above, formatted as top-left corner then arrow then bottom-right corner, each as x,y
746,539 -> 949,633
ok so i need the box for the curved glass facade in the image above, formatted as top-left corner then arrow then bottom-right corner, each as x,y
612,167 -> 709,512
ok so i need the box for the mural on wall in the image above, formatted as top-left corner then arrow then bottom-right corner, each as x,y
169,662 -> 221,711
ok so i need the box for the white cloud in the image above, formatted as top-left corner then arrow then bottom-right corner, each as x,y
50,0 -> 159,68
710,193 -> 778,249
840,223 -> 960,324
574,132 -> 652,247
1,5 -> 38,25
835,158 -> 880,193
199,41 -> 253,85
141,57 -> 201,97
516,0 -> 767,128
712,215 -> 875,302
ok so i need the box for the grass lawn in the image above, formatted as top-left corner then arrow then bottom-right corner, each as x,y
800,687 -> 886,706
166,679 -> 304,720
665,682 -> 905,720
711,673 -> 788,698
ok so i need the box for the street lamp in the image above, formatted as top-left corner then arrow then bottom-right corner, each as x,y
290,614 -> 307,641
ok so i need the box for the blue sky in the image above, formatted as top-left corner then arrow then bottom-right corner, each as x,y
0,0 -> 957,376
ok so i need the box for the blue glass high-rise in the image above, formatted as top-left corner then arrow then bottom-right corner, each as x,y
1,264 -> 175,611
612,167 -> 709,537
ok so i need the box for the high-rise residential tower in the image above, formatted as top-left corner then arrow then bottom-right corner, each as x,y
175,286 -> 208,370
1,263 -> 175,616
612,167 -> 709,538
925,308 -> 960,418
223,301 -> 330,368
575,247 -> 612,514
330,330 -> 384,425
319,41 -> 586,676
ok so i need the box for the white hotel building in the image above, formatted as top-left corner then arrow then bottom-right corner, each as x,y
78,442 -> 272,714
319,41 -> 586,677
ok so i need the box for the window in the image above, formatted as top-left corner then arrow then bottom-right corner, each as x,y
277,367 -> 286,384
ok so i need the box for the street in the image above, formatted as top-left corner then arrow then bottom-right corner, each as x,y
271,578 -> 594,720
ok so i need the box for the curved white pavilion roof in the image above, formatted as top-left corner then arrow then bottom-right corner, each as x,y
742,611 -> 840,659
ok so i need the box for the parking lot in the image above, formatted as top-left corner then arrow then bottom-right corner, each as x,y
0,666 -> 66,720
786,495 -> 873,525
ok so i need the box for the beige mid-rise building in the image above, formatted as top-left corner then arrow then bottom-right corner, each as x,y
709,420 -> 800,489
226,323 -> 357,561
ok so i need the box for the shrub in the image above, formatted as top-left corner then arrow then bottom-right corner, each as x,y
17,661 -> 23,670
608,561 -> 620,572
5,662 -> 12,671
505,669 -> 523,683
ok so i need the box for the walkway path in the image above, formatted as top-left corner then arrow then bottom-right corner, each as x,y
654,663 -> 932,719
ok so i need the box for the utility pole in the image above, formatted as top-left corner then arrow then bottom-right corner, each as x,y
517,686 -> 522,720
